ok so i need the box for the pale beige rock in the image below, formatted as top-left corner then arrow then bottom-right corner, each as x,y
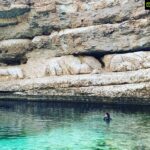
91,69 -> 102,74
46,57 -> 63,76
0,39 -> 32,53
0,0 -> 150,104
32,36 -> 51,49
23,60 -> 48,79
49,19 -> 150,54
0,2 -> 30,27
1,68 -> 150,100
0,39 -> 32,64
78,82 -> 150,98
103,51 -> 150,72
23,54 -> 102,78
56,2 -> 78,14
80,56 -> 102,70
0,67 -> 23,79
79,63 -> 91,74
33,0 -> 56,13
63,55 -> 82,75
21,49 -> 63,78
0,0 -> 149,44
45,55 -> 101,76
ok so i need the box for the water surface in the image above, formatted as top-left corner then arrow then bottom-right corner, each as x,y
0,101 -> 149,150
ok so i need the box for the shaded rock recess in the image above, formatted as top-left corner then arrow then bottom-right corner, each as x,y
0,0 -> 150,104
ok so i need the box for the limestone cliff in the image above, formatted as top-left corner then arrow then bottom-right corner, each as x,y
0,0 -> 150,104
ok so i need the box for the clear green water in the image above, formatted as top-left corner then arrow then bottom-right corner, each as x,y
0,101 -> 149,150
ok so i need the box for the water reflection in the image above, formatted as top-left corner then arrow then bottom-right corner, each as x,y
0,100 -> 149,150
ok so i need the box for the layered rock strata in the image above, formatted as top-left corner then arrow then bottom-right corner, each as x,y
0,0 -> 150,104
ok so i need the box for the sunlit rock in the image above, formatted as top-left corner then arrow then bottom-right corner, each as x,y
103,51 -> 150,72
32,36 -> 51,49
0,0 -> 150,103
0,67 -> 23,78
45,55 -> 102,76
0,39 -> 32,64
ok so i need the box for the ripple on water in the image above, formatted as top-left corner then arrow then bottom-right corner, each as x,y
0,101 -> 149,150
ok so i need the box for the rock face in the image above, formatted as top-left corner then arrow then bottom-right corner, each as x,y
0,0 -> 150,104
0,67 -> 23,81
45,55 -> 102,76
0,39 -> 32,64
49,20 -> 150,54
103,51 -> 150,72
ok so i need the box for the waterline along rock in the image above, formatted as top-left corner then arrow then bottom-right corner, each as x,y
0,0 -> 150,105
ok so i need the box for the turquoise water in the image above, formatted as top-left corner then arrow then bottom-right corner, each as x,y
0,101 -> 149,150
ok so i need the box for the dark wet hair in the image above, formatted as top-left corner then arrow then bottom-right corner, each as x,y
106,113 -> 110,119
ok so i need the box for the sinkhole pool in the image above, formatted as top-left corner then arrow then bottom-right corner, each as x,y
0,100 -> 149,150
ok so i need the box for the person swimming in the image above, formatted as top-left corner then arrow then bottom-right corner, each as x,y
103,112 -> 112,122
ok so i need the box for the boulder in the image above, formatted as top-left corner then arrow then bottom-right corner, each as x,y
45,55 -> 102,76
103,51 -> 150,72
0,39 -> 32,64
0,0 -> 149,43
49,19 -> 150,54
0,67 -> 23,78
32,36 -> 51,49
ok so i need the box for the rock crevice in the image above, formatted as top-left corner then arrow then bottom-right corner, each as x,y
0,0 -> 150,104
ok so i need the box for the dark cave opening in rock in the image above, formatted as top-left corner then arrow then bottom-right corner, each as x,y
73,51 -> 105,67
73,46 -> 150,68
0,55 -> 28,66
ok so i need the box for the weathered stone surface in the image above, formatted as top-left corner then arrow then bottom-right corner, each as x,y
32,36 -> 51,49
22,51 -> 150,79
21,54 -> 102,78
0,0 -> 149,70
0,0 -> 149,42
0,0 -> 150,104
1,68 -> 150,101
49,19 -> 150,54
31,17 -> 150,54
103,51 -> 150,72
0,67 -> 23,80
0,39 -> 32,64
33,0 -> 56,13
45,55 -> 102,76
0,2 -> 30,27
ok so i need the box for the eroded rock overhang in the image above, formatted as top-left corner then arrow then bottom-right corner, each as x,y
0,0 -> 150,104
